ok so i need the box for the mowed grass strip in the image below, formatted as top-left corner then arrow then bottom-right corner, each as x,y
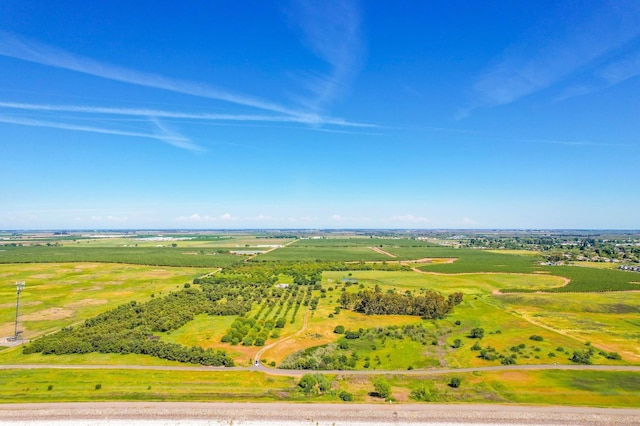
0,350 -> 195,366
0,369 -> 296,402
2,367 -> 638,406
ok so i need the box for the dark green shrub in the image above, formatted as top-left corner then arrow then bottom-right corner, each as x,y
339,390 -> 353,401
469,327 -> 484,339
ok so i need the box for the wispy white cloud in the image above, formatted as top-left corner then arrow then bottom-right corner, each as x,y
285,0 -> 363,110
597,48 -> 640,85
175,213 -> 237,223
0,114 -> 200,150
390,214 -> 430,224
90,215 -> 128,222
554,46 -> 640,102
149,117 -> 202,151
0,31 -> 304,117
0,27 -> 374,152
467,1 -> 640,111
0,101 -> 375,128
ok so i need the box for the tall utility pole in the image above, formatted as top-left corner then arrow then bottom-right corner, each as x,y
14,281 -> 25,341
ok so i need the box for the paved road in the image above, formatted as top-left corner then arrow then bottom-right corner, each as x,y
2,362 -> 640,377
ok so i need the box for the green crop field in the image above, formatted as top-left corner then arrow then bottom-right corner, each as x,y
0,246 -> 242,267
288,237 -> 430,247
257,246 -> 391,261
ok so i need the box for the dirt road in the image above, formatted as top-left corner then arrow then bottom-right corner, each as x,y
0,401 -> 638,425
2,363 -> 639,377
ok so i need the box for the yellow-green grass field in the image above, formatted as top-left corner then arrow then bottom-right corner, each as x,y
159,314 -> 261,365
256,270 -> 639,369
0,263 -> 211,341
0,369 -> 297,402
492,292 -> 640,362
1,368 -> 639,407
352,370 -> 640,407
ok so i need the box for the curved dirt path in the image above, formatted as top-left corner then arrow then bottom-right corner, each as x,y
252,309 -> 310,368
369,246 -> 397,258
0,401 -> 638,425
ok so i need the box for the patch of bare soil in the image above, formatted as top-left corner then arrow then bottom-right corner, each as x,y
72,264 -> 100,270
0,301 -> 42,309
410,257 -> 457,264
369,246 -> 397,258
72,286 -> 102,292
66,299 -> 108,308
29,274 -> 55,279
22,307 -> 73,321
143,269 -> 172,277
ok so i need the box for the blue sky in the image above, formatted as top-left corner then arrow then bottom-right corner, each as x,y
1,1 -> 639,229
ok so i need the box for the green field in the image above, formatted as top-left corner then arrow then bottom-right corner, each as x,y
0,369 -> 297,402
1,232 -> 639,406
257,246 -> 391,261
1,368 -> 638,407
0,262 -> 211,339
0,246 -> 242,267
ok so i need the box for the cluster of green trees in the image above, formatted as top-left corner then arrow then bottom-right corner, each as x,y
339,287 -> 463,318
297,373 -> 333,395
281,324 -> 445,370
232,260 -> 411,277
280,343 -> 355,370
196,273 -> 276,316
221,317 -> 273,346
23,289 -> 234,366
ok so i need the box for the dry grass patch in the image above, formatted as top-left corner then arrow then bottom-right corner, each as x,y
22,307 -> 74,321
66,299 -> 108,308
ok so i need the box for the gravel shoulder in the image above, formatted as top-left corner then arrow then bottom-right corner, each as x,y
1,402 -> 639,425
